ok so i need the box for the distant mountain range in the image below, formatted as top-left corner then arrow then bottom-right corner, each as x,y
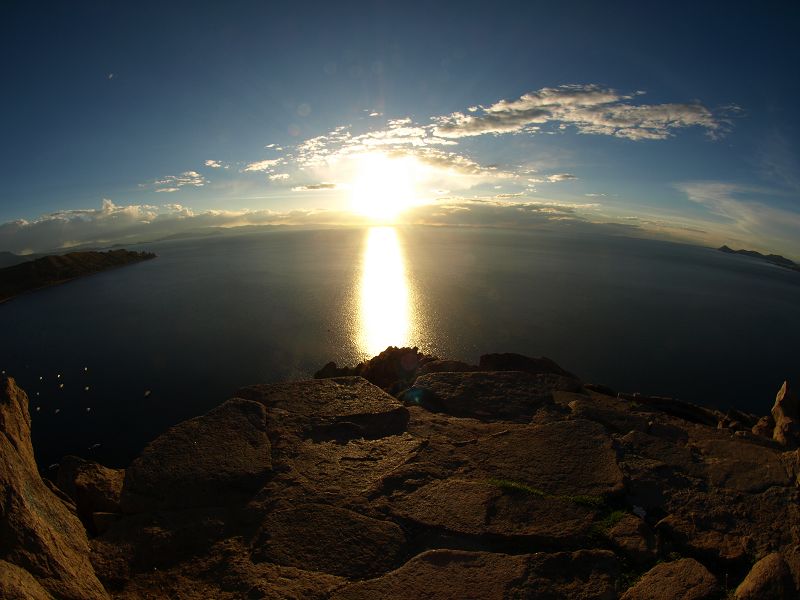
0,249 -> 156,303
718,245 -> 799,273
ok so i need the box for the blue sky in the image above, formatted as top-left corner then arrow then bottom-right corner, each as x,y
1,1 -> 799,257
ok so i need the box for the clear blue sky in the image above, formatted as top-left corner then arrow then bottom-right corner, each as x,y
1,0 -> 798,257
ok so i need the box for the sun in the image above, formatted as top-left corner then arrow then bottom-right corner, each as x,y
350,153 -> 419,221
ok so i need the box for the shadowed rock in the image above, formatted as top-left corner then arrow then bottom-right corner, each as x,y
238,377 -> 409,441
621,558 -> 720,600
400,370 -> 582,422
772,381 -> 800,448
416,359 -> 477,375
332,548 -> 620,600
391,478 -> 599,546
253,503 -> 406,579
607,514 -> 657,566
120,398 -> 271,512
56,455 -> 124,532
0,560 -> 53,600
478,352 -> 577,379
735,552 -> 795,599
0,377 -> 109,599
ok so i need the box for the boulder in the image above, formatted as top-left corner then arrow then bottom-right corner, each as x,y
772,381 -> 800,448
400,370 -> 581,422
753,415 -> 776,438
391,478 -> 598,545
607,514 -> 657,566
416,359 -> 477,376
237,377 -> 409,441
478,353 -> 577,379
621,558 -> 720,600
120,398 -> 271,512
618,393 -> 720,427
253,503 -> 406,579
0,376 -> 109,599
332,549 -> 619,599
56,455 -> 124,531
735,552 -> 796,599
0,560 -> 53,600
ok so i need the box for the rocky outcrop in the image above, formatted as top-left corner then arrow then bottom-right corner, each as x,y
735,552 -> 795,599
400,370 -> 582,422
3,351 -> 800,598
56,455 -> 124,533
621,558 -> 720,599
120,398 -> 271,513
772,381 -> 800,448
0,376 -> 108,599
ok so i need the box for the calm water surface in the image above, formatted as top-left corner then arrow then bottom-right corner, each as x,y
2,225 -> 799,467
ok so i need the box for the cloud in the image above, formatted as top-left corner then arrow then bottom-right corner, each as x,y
291,183 -> 337,191
269,173 -> 290,181
676,181 -> 800,259
243,158 -> 283,172
528,173 -> 578,183
432,84 -> 727,141
205,159 -> 224,168
0,200 -> 363,254
151,170 -> 207,192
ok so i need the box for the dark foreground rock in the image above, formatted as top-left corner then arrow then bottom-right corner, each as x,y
2,351 -> 799,598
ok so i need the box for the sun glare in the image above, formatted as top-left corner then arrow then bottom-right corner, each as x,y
350,153 -> 419,221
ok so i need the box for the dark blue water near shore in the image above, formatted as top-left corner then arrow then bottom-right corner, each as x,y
2,225 -> 799,468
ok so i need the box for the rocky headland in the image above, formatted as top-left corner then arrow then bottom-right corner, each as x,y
718,245 -> 800,273
2,347 -> 800,599
0,249 -> 156,303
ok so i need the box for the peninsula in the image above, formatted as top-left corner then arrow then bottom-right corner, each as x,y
1,347 -> 799,599
0,249 -> 156,303
718,245 -> 800,273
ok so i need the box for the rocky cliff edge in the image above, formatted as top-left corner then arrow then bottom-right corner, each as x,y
2,348 -> 800,599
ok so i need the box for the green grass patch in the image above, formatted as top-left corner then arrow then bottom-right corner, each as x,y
487,479 -> 607,510
568,494 -> 606,509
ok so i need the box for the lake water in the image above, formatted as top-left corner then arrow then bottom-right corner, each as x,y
2,225 -> 799,468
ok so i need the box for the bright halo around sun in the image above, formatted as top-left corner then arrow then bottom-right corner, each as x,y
350,152 -> 419,221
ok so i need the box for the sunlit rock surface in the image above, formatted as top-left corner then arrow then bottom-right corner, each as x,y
2,350 -> 800,598
0,376 -> 109,599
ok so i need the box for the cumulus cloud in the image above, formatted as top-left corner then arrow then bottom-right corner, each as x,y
291,183 -> 337,191
0,200 -> 365,254
269,173 -> 290,181
432,84 -> 728,141
204,159 -> 224,168
528,173 -> 578,183
0,196 -> 616,255
151,171 -> 207,192
243,158 -> 283,172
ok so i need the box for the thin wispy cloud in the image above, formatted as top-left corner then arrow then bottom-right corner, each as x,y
676,181 -> 800,258
291,183 -> 337,191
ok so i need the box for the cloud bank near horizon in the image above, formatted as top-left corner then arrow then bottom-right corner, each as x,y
2,191 -> 788,259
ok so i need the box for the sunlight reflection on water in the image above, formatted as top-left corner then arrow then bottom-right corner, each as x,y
358,226 -> 414,357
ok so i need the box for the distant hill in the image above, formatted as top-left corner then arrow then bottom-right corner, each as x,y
718,245 -> 799,273
0,249 -> 156,303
